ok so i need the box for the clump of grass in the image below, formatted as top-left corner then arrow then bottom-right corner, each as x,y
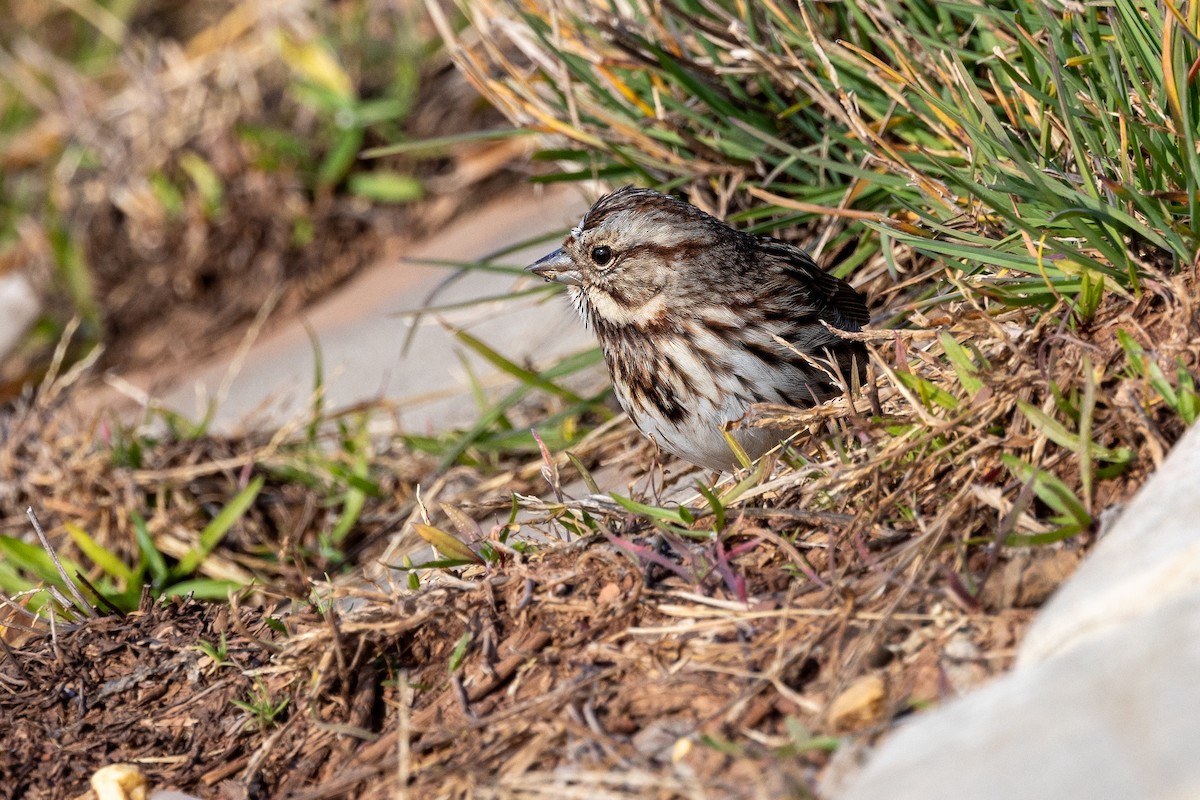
436,0 -> 1198,314
0,360 -> 431,616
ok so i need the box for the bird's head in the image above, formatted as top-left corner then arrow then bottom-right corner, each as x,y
527,186 -> 734,329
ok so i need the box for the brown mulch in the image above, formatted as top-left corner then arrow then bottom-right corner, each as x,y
294,548 -> 1045,799
2,536 -> 1055,800
4,595 -> 283,799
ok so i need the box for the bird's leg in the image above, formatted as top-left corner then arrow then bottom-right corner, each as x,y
646,439 -> 667,505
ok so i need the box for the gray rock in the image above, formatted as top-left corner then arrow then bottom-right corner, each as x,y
840,422 -> 1200,800
1020,422 -> 1200,664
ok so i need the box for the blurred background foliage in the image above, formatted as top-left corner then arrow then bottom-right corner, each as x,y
0,0 -> 519,392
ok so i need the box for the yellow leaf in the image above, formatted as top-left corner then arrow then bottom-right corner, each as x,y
413,524 -> 483,564
275,32 -> 354,100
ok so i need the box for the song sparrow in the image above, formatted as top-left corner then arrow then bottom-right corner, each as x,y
527,186 -> 869,471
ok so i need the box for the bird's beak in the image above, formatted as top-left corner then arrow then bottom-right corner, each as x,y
526,248 -> 583,287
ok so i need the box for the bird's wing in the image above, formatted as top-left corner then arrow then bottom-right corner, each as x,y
757,238 -> 871,328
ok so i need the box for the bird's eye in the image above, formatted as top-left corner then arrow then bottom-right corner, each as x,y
590,245 -> 614,266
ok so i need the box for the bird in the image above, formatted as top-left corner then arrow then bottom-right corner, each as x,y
527,186 -> 869,471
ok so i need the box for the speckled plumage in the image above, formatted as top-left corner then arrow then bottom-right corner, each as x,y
528,186 -> 869,471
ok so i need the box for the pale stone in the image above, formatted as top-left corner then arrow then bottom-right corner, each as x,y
596,581 -> 621,604
839,423 -> 1200,800
827,674 -> 886,732
94,186 -> 597,435
1020,422 -> 1200,665
839,589 -> 1200,800
90,763 -> 147,800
